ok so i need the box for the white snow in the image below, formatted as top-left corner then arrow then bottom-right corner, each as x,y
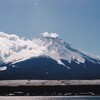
36,36 -> 86,66
0,66 -> 7,71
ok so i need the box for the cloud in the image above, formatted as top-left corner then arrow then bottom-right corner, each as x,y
42,32 -> 59,38
0,32 -> 46,64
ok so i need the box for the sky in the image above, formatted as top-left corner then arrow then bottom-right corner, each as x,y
0,0 -> 100,56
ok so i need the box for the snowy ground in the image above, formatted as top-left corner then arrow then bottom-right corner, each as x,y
0,80 -> 100,86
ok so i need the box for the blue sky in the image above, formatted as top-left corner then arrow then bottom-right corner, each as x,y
0,0 -> 100,56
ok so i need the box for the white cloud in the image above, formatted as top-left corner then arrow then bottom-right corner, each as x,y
0,32 -> 47,64
42,32 -> 59,38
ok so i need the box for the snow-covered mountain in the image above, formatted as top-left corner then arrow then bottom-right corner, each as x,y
0,32 -> 100,80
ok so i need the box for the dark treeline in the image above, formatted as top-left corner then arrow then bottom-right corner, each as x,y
0,85 -> 100,96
